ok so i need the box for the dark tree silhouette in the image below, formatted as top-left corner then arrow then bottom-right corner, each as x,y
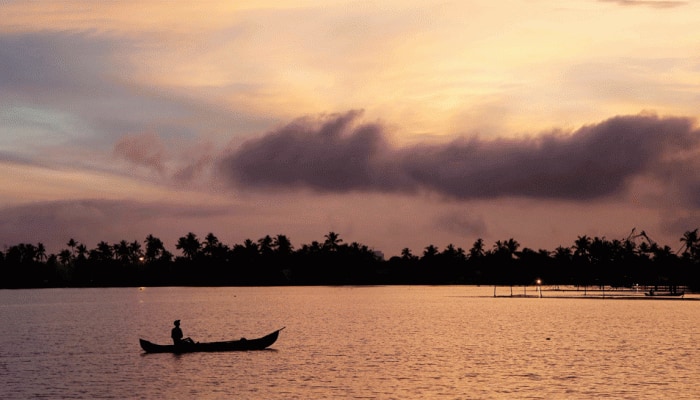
2,228 -> 700,289
176,232 -> 201,260
144,234 -> 166,262
323,232 -> 343,252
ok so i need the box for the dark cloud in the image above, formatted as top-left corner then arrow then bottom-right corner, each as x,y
221,110 -> 404,192
400,114 -> 697,200
220,111 -> 700,203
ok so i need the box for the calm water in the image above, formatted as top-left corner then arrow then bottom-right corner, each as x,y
0,286 -> 698,399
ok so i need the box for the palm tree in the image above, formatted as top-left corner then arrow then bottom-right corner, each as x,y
129,240 -> 143,263
76,244 -> 88,261
58,249 -> 72,266
505,238 -> 520,256
258,235 -> 274,257
18,243 -> 37,264
553,246 -> 572,262
442,244 -> 466,261
652,245 -> 674,260
67,238 -> 77,257
493,238 -> 519,259
323,232 -> 343,252
144,234 -> 165,262
233,238 -> 259,261
35,242 -> 47,262
401,248 -> 416,260
94,241 -> 114,261
176,232 -> 201,260
114,240 -> 131,264
469,238 -> 485,259
273,234 -> 293,255
202,233 -> 221,257
423,244 -> 439,258
573,235 -> 592,263
680,229 -> 699,260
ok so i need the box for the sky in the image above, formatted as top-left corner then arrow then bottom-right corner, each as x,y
2,0 -> 700,258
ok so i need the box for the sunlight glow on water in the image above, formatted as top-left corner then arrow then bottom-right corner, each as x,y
0,286 -> 698,399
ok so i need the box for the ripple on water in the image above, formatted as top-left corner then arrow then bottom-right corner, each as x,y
0,286 -> 698,399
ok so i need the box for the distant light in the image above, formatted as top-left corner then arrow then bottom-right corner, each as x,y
536,279 -> 542,285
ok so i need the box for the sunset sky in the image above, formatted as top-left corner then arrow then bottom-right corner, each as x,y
2,0 -> 700,257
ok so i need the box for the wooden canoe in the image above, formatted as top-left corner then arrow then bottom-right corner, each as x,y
139,327 -> 284,353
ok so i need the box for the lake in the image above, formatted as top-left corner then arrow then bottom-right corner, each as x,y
0,286 -> 698,399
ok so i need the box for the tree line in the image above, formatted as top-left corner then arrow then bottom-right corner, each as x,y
1,229 -> 699,290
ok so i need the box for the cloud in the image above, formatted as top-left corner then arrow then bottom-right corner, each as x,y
0,31 -> 220,151
113,132 -> 167,173
112,132 -> 218,185
173,153 -> 215,183
220,111 -> 700,204
0,150 -> 36,165
434,212 -> 487,239
400,113 -> 698,200
221,110 -> 403,192
0,32 -> 122,101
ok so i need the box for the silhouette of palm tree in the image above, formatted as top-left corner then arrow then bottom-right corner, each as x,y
144,234 -> 165,261
423,244 -> 439,258
553,246 -> 572,262
493,239 -> 519,259
201,233 -> 219,257
401,248 -> 416,260
58,249 -> 72,266
258,235 -> 274,256
573,235 -> 592,262
323,232 -> 343,252
273,234 -> 293,255
176,232 -> 201,260
76,244 -> 88,261
67,238 -> 77,258
129,240 -> 143,263
469,239 -> 485,259
680,229 -> 699,259
114,240 -> 131,263
94,241 -> 114,261
35,243 -> 47,262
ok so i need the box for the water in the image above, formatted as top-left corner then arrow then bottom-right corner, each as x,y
0,286 -> 698,399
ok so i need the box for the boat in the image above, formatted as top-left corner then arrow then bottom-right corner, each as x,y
139,327 -> 284,353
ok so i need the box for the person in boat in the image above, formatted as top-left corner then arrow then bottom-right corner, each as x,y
171,320 -> 195,346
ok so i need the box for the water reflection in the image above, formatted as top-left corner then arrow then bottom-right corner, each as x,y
0,286 -> 698,399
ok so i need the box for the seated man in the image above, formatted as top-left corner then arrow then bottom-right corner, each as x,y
171,320 -> 195,346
